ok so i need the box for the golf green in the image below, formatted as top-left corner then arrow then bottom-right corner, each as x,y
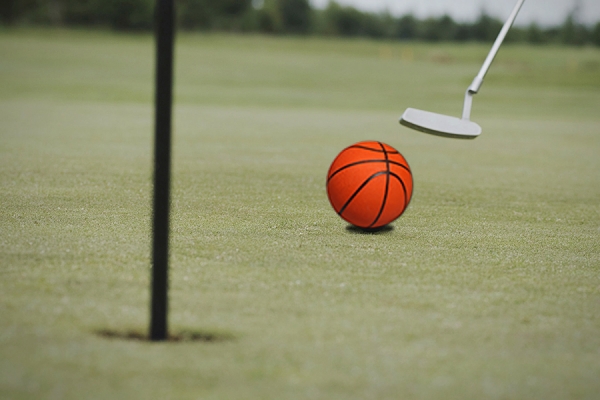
1,29 -> 599,399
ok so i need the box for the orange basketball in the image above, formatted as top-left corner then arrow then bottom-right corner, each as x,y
326,141 -> 413,229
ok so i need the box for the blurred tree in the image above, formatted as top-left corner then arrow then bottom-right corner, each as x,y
253,0 -> 282,33
1,0 -> 20,24
472,12 -> 503,42
216,0 -> 251,16
177,0 -> 251,31
3,0 -> 598,45
178,0 -> 213,30
526,23 -> 547,44
592,22 -> 600,46
421,15 -> 457,42
0,0 -> 69,25
324,2 -> 363,36
560,13 -> 588,46
393,14 -> 418,40
505,25 -> 526,43
323,1 -> 390,38
361,12 -> 390,38
61,0 -> 105,25
0,0 -> 43,25
543,26 -> 561,43
104,0 -> 153,30
279,0 -> 311,34
454,23 -> 472,42
255,8 -> 279,32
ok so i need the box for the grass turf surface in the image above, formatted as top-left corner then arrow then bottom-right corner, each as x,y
1,29 -> 600,399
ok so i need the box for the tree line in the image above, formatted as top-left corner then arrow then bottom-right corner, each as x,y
2,0 -> 600,46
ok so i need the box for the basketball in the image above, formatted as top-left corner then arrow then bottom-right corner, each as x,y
326,141 -> 413,229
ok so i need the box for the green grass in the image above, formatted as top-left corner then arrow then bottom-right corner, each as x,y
1,29 -> 600,399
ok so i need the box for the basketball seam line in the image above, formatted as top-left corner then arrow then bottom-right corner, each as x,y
348,144 -> 400,154
390,171 -> 409,207
368,142 -> 390,228
338,171 -> 388,218
327,160 -> 410,183
336,170 -> 410,227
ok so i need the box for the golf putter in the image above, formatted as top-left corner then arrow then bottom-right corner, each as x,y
400,0 -> 526,139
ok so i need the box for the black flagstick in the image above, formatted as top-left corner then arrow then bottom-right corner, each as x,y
150,0 -> 175,341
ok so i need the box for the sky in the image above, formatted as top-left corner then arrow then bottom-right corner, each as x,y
310,0 -> 600,26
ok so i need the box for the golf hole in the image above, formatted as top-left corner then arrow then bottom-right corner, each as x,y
96,329 -> 235,343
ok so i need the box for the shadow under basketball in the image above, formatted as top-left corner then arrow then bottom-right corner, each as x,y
346,224 -> 395,234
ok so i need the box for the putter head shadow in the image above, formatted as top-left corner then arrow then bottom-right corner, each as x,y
400,108 -> 481,139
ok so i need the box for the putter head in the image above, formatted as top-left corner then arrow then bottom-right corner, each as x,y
400,108 -> 481,139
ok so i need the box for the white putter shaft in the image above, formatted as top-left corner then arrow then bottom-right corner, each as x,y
400,0 -> 525,139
